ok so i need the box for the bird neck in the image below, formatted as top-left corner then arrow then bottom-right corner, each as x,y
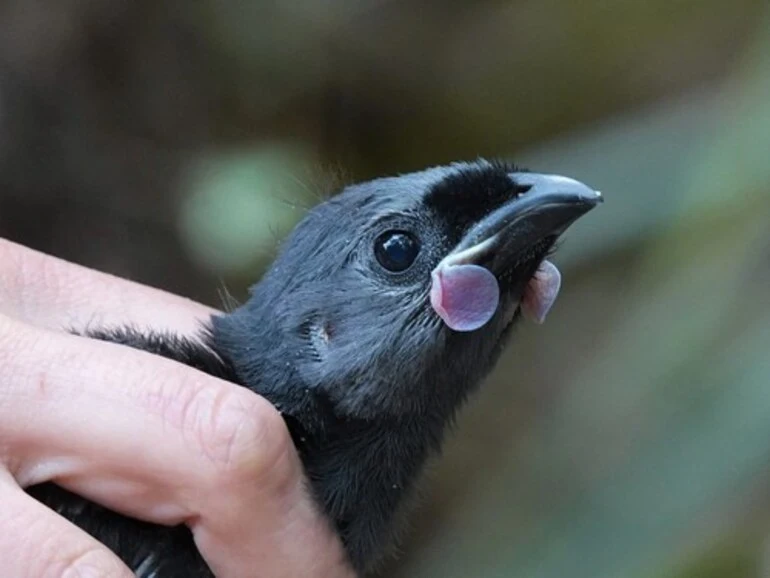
289,409 -> 443,572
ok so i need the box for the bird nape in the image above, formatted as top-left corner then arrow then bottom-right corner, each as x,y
27,159 -> 602,577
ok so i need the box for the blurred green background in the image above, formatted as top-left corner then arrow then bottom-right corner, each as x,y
1,1 -> 769,576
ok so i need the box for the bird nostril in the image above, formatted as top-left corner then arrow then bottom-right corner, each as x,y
515,184 -> 532,197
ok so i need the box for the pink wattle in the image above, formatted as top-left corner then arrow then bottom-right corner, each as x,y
520,260 -> 562,324
430,264 -> 500,332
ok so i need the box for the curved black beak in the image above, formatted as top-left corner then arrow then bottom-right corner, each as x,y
438,172 -> 603,273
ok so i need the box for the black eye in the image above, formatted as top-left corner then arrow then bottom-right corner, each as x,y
374,231 -> 420,272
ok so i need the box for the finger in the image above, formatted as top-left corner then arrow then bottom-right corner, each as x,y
0,316 -> 354,576
0,238 -> 218,334
192,463 -> 355,578
0,471 -> 133,578
1,313 -> 283,520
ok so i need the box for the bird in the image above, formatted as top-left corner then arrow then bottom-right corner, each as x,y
27,159 -> 602,577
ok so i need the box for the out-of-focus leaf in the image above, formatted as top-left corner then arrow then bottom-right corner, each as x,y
178,143 -> 315,275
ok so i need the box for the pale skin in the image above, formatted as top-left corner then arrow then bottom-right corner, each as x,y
0,239 -> 355,578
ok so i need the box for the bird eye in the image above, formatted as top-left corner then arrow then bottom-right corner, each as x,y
374,231 -> 420,272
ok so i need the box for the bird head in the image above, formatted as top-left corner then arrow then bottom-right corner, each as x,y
214,159 -> 602,428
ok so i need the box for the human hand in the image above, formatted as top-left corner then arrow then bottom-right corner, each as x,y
0,239 -> 354,577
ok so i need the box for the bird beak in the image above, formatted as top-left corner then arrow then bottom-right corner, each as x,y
438,172 -> 603,273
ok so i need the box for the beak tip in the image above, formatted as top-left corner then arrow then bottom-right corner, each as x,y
580,189 -> 604,210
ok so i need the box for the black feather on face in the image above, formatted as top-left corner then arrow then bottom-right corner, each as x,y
27,158 -> 602,577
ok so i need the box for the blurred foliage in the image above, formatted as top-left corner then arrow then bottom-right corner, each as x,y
1,1 -> 769,577
179,144 -> 318,275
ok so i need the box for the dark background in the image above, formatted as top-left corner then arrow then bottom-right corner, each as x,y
1,1 -> 769,576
